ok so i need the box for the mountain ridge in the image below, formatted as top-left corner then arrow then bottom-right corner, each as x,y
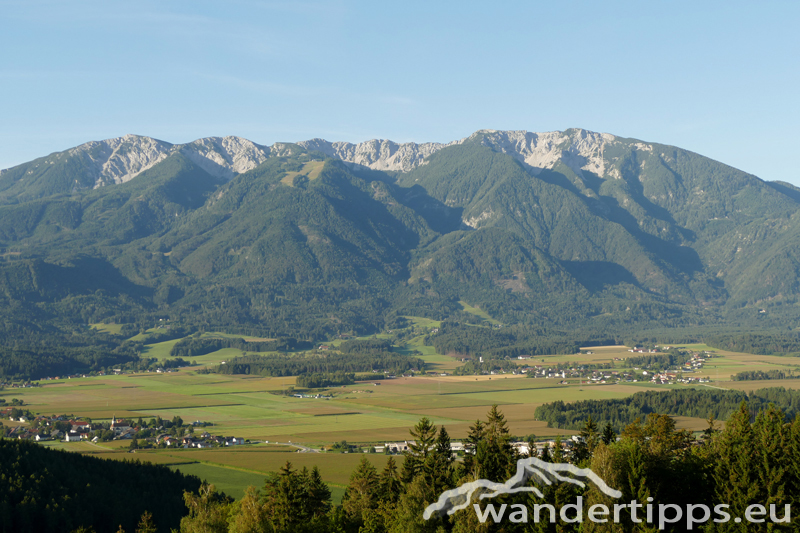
2,127 -> 800,379
1,127 -> 687,191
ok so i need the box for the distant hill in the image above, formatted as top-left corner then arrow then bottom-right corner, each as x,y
2,128 -> 799,377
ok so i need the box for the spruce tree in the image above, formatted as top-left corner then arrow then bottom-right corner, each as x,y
342,455 -> 379,526
134,511 -> 157,533
401,417 -> 437,483
601,422 -> 615,446
475,405 -> 514,482
378,456 -> 402,503
425,426 -> 455,496
711,402 -> 759,532
305,466 -> 331,518
753,405 -> 788,525
461,419 -> 484,478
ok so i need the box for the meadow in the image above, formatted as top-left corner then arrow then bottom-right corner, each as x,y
8,332 -> 800,501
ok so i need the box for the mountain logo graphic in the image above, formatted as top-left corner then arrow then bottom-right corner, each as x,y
423,457 -> 622,519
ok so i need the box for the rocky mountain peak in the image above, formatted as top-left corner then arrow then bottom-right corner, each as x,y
3,128 -> 656,193
297,128 -> 642,178
297,137 -> 456,172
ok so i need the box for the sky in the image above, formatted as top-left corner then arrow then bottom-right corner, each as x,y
1,1 -> 799,184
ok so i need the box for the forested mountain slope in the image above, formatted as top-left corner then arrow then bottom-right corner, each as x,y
1,128 -> 799,376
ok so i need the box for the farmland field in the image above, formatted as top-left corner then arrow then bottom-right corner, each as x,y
6,340 -> 800,500
9,367 -> 726,445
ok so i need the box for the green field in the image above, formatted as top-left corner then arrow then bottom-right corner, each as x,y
10,369 -> 684,446
458,300 -> 501,325
169,462 -> 274,500
9,340 -> 800,501
401,316 -> 442,329
43,443 -> 390,503
90,323 -> 123,335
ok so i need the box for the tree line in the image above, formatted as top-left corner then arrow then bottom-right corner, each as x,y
704,332 -> 800,355
731,369 -> 800,381
296,372 -> 355,388
534,387 -> 800,432
170,336 -> 312,358
211,351 -> 424,377
624,350 -> 691,370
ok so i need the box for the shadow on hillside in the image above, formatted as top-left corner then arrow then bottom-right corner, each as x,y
561,260 -> 640,292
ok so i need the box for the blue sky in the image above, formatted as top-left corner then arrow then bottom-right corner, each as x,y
2,1 -> 799,184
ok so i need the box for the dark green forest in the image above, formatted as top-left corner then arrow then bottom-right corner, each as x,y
534,387 -> 800,431
0,440 -> 201,533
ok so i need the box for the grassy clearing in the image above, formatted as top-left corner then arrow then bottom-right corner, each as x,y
280,161 -> 325,187
141,338 -> 184,359
90,323 -> 123,335
458,300 -> 501,325
127,326 -> 167,343
202,332 -> 276,343
401,316 -> 442,328
190,348 -> 250,366
723,379 -> 800,392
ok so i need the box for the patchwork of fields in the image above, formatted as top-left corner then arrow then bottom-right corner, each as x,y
12,342 -> 800,445
8,337 -> 800,501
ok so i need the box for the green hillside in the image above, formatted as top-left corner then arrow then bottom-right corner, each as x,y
2,131 -> 800,377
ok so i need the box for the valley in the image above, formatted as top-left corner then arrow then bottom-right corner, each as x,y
3,128 -> 800,524
5,322 -> 800,501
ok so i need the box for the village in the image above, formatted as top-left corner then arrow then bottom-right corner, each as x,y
2,409 -> 247,449
474,346 -> 717,386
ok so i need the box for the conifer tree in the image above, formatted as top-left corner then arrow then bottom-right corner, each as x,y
475,405 -> 514,482
710,402 -> 760,532
752,405 -> 788,522
601,422 -> 615,445
790,415 -> 800,512
386,475 -> 441,533
425,426 -> 455,496
539,442 -> 552,463
401,417 -> 437,483
135,511 -> 157,533
342,455 -> 379,526
378,457 -> 402,503
262,462 -> 303,530
461,419 -> 484,478
551,435 -> 565,464
305,466 -> 331,518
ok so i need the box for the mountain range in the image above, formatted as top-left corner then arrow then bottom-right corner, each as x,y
2,127 -> 799,367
